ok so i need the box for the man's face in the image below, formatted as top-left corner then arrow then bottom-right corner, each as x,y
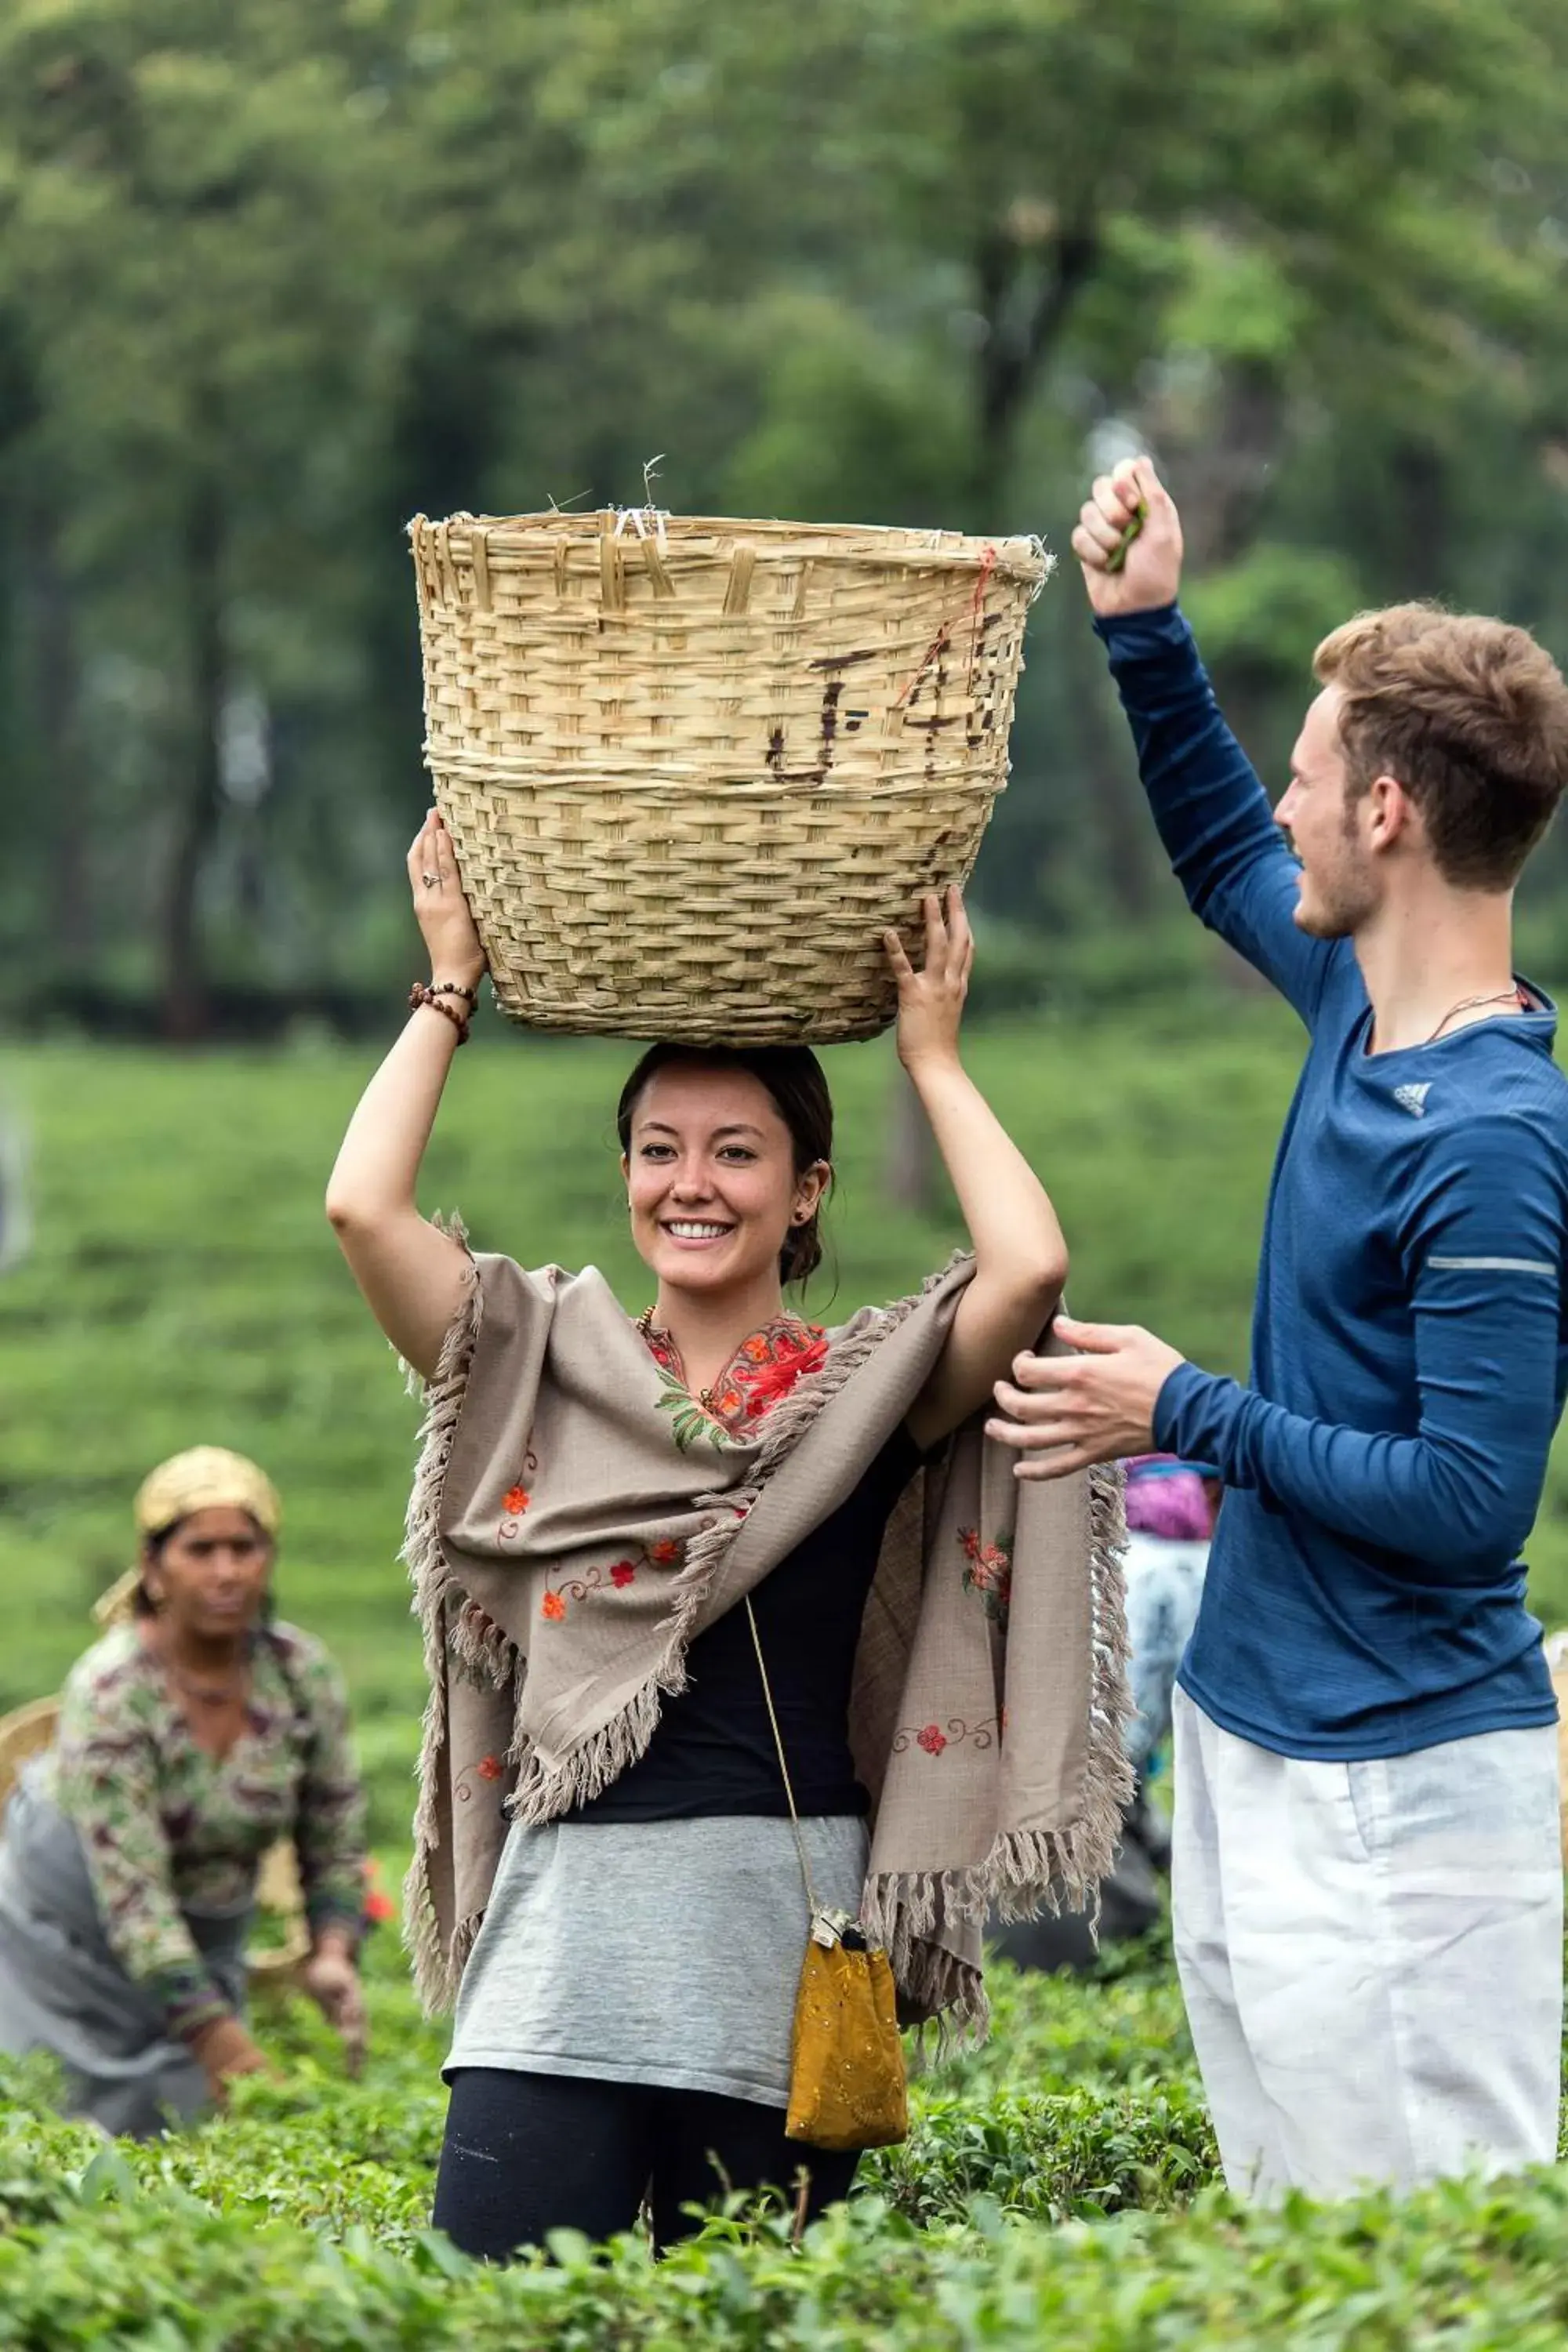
1274,686 -> 1381,939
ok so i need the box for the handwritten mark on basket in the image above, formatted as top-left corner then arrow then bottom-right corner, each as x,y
766,652 -> 877,785
895,547 -> 1000,734
895,623 -> 951,713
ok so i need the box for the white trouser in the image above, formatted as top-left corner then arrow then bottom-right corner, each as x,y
1172,1685 -> 1563,2203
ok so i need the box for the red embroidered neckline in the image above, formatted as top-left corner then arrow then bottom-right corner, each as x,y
637,1314 -> 828,1436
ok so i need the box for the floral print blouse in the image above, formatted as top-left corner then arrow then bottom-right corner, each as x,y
47,1621 -> 366,2044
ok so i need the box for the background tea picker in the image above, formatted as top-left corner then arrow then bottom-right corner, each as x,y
0,1446 -> 369,2136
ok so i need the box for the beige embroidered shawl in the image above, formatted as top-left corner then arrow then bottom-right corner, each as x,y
405,1243 -> 1131,2033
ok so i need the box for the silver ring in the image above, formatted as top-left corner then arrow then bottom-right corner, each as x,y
420,871 -> 440,889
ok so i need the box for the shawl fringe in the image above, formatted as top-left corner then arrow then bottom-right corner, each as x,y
1083,1454 -> 1136,1919
401,1236 -> 1132,2027
401,1218 -> 486,2006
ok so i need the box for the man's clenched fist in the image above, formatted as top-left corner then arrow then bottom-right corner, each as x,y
1071,456 -> 1184,619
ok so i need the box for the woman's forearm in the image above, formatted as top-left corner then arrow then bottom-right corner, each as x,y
325,1006 -> 473,1376
902,1051 -> 1067,1449
906,1053 -> 1067,1293
326,1006 -> 462,1224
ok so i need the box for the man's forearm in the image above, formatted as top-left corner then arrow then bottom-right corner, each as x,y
1097,605 -> 1330,1018
1157,1359 -> 1552,1578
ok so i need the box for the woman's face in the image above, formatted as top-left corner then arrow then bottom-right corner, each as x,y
623,1065 -> 826,1301
143,1506 -> 274,1640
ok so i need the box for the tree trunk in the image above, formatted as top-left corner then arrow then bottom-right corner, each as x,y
160,469 -> 226,1042
880,1062 -> 941,1218
1062,614 -> 1160,920
21,499 -> 91,962
875,224 -> 1108,1217
1389,438 -> 1449,601
1159,361 -> 1287,575
968,222 -> 1099,526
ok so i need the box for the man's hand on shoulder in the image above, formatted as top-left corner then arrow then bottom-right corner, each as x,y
1072,456 -> 1184,619
986,1315 -> 1186,1478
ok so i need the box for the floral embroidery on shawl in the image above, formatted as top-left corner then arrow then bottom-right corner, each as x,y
539,1540 -> 685,1622
641,1315 -> 829,1452
959,1526 -> 1014,1630
895,1715 -> 1000,1759
499,1449 -> 539,1541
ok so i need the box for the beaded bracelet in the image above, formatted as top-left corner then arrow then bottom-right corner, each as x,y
408,982 -> 470,1044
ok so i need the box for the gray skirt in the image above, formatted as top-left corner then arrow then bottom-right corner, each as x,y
0,1762 -> 250,2139
445,1813 -> 870,2108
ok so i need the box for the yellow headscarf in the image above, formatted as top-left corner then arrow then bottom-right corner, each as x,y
94,1449 -> 281,1628
132,1446 -> 281,1541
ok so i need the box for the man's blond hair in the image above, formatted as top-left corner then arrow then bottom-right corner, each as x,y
1313,603 -> 1568,889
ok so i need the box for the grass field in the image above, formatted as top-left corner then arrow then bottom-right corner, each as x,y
3,1013 -> 1568,2347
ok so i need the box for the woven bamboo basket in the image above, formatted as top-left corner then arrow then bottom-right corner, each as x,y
0,1693 -> 310,1985
409,510 -> 1051,1043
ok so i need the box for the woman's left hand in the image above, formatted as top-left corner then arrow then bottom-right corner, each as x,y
884,887 -> 973,1071
300,1940 -> 368,2077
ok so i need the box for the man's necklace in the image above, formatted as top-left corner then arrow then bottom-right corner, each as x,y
1422,985 -> 1527,1046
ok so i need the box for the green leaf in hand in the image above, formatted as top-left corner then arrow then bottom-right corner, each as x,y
1105,501 -> 1149,576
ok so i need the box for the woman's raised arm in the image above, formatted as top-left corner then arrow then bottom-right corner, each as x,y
891,891 -> 1069,1451
325,812 -> 485,1379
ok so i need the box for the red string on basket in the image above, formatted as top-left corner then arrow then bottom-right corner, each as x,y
895,545 -> 999,710
966,544 -> 999,693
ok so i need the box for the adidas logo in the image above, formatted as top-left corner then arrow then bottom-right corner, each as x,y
1394,1083 -> 1432,1118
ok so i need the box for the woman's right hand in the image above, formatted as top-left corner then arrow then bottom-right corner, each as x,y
190,2013 -> 271,2103
408,809 -> 487,990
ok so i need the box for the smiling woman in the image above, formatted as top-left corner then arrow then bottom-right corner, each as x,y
322,813 -> 1128,2263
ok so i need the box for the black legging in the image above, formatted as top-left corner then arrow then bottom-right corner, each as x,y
433,2067 -> 860,2258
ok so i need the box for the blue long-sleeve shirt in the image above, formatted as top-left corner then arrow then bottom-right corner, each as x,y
1100,602 -> 1566,1758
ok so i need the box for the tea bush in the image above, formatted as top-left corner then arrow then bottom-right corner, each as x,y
3,1028 -> 1568,2344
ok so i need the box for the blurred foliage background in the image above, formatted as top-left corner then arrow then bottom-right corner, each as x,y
5,0 -> 1568,1031
7,0 -> 1568,1768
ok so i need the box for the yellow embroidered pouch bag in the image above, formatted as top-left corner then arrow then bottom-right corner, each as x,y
746,1601 -> 909,2154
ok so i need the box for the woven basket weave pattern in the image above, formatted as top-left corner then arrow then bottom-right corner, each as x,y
411,512 -> 1048,1043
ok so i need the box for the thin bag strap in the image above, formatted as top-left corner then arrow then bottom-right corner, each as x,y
744,1595 -> 820,1918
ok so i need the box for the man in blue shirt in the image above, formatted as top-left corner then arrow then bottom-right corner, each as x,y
990,456 -> 1568,2200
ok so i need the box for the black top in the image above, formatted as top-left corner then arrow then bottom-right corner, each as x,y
569,1427 -> 920,1823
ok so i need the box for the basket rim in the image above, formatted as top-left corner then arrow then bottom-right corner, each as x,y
410,509 -> 1049,580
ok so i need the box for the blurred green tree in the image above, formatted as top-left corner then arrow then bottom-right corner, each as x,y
1,0 -> 1566,1029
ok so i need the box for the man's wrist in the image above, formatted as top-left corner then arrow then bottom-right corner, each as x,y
1152,1357 -> 1214,1458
